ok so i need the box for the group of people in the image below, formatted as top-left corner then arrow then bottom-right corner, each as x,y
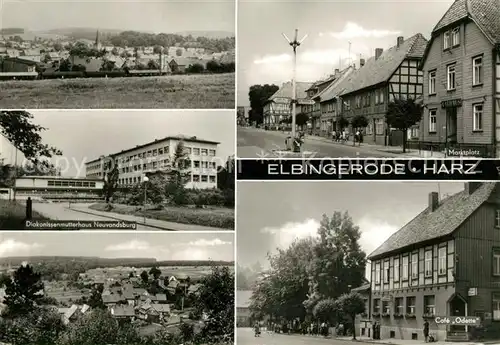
331,129 -> 364,145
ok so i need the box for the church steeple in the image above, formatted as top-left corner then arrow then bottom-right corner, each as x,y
95,29 -> 101,50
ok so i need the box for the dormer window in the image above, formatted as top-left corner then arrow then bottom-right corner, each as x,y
443,31 -> 451,50
451,27 -> 460,46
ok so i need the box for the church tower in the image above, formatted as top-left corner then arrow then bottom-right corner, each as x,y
95,30 -> 102,50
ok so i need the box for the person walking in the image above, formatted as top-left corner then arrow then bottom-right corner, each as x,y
423,320 -> 430,342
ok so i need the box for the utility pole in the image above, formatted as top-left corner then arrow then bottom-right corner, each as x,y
282,29 -> 308,140
348,41 -> 352,67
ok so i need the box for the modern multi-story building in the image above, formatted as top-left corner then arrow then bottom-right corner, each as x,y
85,135 -> 220,189
368,182 -> 500,342
262,81 -> 314,130
419,0 -> 500,157
339,34 -> 428,145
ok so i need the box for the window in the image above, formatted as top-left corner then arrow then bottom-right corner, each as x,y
383,261 -> 390,283
451,27 -> 460,46
201,175 -> 208,182
382,301 -> 390,314
209,149 -> 216,156
193,148 -> 200,155
429,109 -> 437,133
375,119 -> 384,135
193,161 -> 200,168
379,89 -> 384,104
438,247 -> 447,275
494,251 -> 500,276
402,256 -> 409,280
209,175 -> 216,183
394,297 -> 404,315
496,209 -> 500,228
344,99 -> 351,111
443,31 -> 450,50
493,294 -> 500,320
375,91 -> 379,104
473,104 -> 483,131
473,56 -> 483,85
428,70 -> 436,94
411,253 -> 418,279
394,258 -> 400,282
447,64 -> 456,90
356,96 -> 361,108
406,296 -> 416,314
373,299 -> 381,314
375,263 -> 381,284
425,250 -> 432,277
201,149 -> 208,156
424,295 -> 436,316
192,175 -> 200,182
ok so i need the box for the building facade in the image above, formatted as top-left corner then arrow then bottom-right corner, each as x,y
340,35 -> 427,145
0,57 -> 38,73
368,182 -> 500,341
419,0 -> 500,157
85,136 -> 219,189
14,176 -> 104,201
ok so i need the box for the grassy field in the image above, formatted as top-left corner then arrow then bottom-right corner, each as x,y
0,200 -> 49,230
0,73 -> 235,109
89,203 -> 234,229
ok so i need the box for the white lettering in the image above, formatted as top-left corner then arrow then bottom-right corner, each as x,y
268,164 -> 279,175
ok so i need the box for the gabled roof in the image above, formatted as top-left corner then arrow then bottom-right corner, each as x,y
340,33 -> 428,96
112,305 -> 135,317
267,81 -> 314,103
314,66 -> 356,102
102,293 -> 123,304
151,303 -> 170,313
237,290 -> 253,308
433,0 -> 469,32
368,183 -> 497,260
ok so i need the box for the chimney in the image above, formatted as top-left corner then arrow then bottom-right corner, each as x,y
375,48 -> 383,60
397,36 -> 404,48
428,192 -> 439,212
334,68 -> 340,75
360,58 -> 365,67
464,182 -> 482,195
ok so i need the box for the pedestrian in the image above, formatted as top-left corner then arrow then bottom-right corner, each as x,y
342,130 -> 347,143
355,129 -> 360,144
423,320 -> 429,342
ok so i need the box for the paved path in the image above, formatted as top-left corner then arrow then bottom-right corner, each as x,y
237,127 -> 444,159
29,202 -> 227,231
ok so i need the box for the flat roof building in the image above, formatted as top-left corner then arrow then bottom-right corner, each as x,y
85,135 -> 220,189
13,176 -> 104,201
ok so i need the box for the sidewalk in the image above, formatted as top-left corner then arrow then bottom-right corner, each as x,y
68,205 -> 228,231
335,336 -> 492,345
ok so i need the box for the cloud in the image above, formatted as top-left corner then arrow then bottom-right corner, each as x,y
328,22 -> 401,39
261,218 -> 320,249
187,238 -> 232,247
301,48 -> 355,65
357,217 -> 399,255
171,248 -> 211,261
0,239 -> 42,257
253,54 -> 291,65
105,240 -> 152,252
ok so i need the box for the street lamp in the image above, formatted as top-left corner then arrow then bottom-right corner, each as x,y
282,29 -> 308,141
143,175 -> 149,225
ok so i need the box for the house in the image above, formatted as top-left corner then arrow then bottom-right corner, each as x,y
419,0 -> 500,158
6,49 -> 19,57
368,182 -> 500,341
110,305 -> 135,320
236,290 -> 253,327
167,279 -> 179,294
263,81 -> 315,130
352,283 -> 371,337
305,67 -> 356,136
339,34 -> 428,146
156,293 -> 168,303
69,56 -> 104,72
21,49 -> 41,62
61,304 -> 90,325
102,293 -> 124,308
0,57 -> 38,73
168,57 -> 201,73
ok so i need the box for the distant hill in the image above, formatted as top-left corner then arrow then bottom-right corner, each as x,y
38,27 -> 123,40
176,31 -> 234,39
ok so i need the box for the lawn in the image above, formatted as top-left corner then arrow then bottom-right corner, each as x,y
0,199 -> 49,230
89,203 -> 234,230
0,73 -> 235,109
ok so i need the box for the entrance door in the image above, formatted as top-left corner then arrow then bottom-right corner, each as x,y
446,108 -> 458,144
449,295 -> 466,333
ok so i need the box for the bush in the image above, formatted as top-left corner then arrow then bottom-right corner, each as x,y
186,63 -> 205,74
179,322 -> 195,341
187,189 -> 226,207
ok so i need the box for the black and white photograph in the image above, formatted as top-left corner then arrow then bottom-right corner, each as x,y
0,110 -> 235,230
237,0 -> 500,159
237,181 -> 500,343
0,231 -> 234,345
0,0 -> 235,109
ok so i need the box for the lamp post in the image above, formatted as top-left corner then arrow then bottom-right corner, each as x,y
143,175 -> 149,225
282,29 -> 307,141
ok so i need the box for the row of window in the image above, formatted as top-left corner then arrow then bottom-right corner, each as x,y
118,174 -> 216,185
46,180 -> 97,188
364,119 -> 385,136
121,160 -> 216,174
373,296 -> 435,316
428,103 -> 484,133
443,27 -> 460,51
428,55 -> 483,94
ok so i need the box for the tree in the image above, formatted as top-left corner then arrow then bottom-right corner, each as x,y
0,111 -> 62,168
195,266 -> 234,343
140,270 -> 149,284
306,212 -> 367,308
153,45 -> 163,54
351,115 -> 368,130
186,63 -> 204,74
3,264 -> 44,317
53,43 -> 63,51
296,112 -> 310,128
149,266 -> 162,280
176,48 -> 183,56
385,98 -> 423,153
87,284 -> 105,309
313,298 -> 340,324
337,292 -> 366,340
102,156 -> 119,203
248,84 -> 280,125
147,59 -> 160,70
165,141 -> 190,205
337,116 -> 349,131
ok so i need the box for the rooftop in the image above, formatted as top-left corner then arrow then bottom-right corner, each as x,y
267,81 -> 314,104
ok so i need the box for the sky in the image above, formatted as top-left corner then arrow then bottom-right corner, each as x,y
237,181 -> 464,276
0,110 -> 235,177
0,232 -> 234,261
237,0 -> 454,105
0,0 -> 235,33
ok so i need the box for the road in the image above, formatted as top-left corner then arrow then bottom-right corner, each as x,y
28,202 -> 166,230
237,127 -> 395,159
237,328 -> 357,345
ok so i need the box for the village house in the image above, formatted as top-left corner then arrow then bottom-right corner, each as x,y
352,283 -> 371,337
110,305 -> 135,320
169,57 -> 201,73
419,0 -> 500,157
263,81 -> 315,130
0,57 -> 38,73
339,34 -> 428,146
59,304 -> 91,325
20,49 -> 41,62
368,182 -> 500,342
